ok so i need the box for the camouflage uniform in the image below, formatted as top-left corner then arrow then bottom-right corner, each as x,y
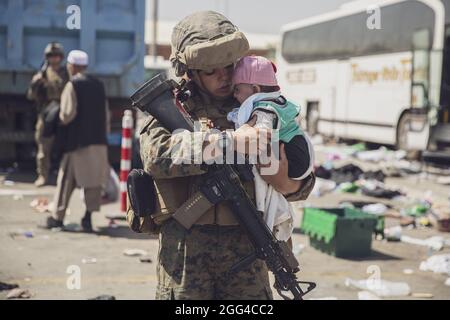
127,11 -> 316,300
27,43 -> 69,185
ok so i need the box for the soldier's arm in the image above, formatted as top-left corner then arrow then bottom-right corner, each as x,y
284,173 -> 315,202
59,82 -> 77,125
27,73 -> 44,101
140,117 -> 208,179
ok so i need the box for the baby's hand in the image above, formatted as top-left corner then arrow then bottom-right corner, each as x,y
232,120 -> 271,156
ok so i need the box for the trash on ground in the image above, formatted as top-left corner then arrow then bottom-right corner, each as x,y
338,182 -> 359,193
315,163 -> 364,184
139,257 -> 153,263
6,288 -> 32,299
419,254 -> 450,275
350,143 -> 366,153
362,203 -> 388,215
403,203 -> 430,217
355,147 -> 405,162
29,198 -> 52,213
9,230 -> 35,240
345,278 -> 411,297
428,206 -> 450,232
384,226 -> 402,241
3,180 -> 15,186
401,236 -> 447,251
24,231 -> 33,238
81,258 -> 97,264
445,278 -> 450,286
88,295 -> 116,300
0,282 -> 19,291
391,160 -> 422,174
417,216 -> 432,227
360,180 -> 403,199
437,176 -> 450,185
403,269 -> 414,275
357,290 -> 381,300
361,170 -> 386,182
123,249 -> 148,257
13,194 -> 24,200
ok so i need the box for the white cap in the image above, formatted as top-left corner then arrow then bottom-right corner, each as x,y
67,50 -> 89,66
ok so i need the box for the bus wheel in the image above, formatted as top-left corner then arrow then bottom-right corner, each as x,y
306,103 -> 319,136
396,113 -> 420,159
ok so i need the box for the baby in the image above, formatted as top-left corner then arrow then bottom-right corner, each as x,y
228,55 -> 314,242
230,55 -> 313,183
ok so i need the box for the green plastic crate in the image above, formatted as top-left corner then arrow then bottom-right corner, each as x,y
301,207 -> 380,258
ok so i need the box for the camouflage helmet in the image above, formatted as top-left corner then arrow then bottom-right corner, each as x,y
169,11 -> 249,77
44,42 -> 65,58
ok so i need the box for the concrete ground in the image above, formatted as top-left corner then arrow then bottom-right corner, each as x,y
1,144 -> 450,300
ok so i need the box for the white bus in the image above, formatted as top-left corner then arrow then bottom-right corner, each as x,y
277,0 -> 450,151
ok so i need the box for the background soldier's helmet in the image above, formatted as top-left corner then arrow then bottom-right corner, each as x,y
169,11 -> 250,77
44,42 -> 65,58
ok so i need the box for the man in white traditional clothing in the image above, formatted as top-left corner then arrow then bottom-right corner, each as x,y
44,50 -> 109,232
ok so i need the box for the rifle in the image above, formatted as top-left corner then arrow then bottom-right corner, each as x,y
34,60 -> 49,108
130,73 -> 316,300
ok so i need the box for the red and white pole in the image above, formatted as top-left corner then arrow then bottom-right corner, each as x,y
120,110 -> 133,213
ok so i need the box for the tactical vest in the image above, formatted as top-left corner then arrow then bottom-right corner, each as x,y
64,74 -> 107,153
143,87 -> 256,228
45,66 -> 69,103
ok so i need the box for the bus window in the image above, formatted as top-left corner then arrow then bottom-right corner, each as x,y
282,0 -> 435,63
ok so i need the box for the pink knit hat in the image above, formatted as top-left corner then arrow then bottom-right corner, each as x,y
232,55 -> 278,86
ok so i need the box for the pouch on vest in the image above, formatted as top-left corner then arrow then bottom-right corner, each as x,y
127,169 -> 157,217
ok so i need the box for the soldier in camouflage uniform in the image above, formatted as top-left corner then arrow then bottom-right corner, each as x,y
27,42 -> 69,187
127,11 -> 316,300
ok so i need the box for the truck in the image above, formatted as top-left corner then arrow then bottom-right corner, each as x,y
0,0 -> 146,168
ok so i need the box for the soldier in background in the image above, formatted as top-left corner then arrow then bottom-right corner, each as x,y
27,42 -> 69,187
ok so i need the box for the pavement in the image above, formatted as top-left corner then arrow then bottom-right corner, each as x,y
1,142 -> 450,300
